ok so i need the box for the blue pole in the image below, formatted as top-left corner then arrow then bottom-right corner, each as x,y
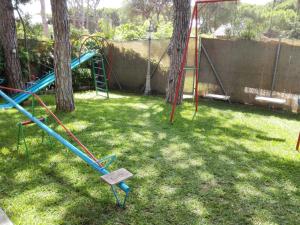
0,90 -> 130,194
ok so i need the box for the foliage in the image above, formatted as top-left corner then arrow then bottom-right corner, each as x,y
197,0 -> 300,40
238,19 -> 262,40
100,8 -> 121,27
114,23 -> 147,40
153,22 -> 173,39
0,93 -> 299,224
124,0 -> 172,23
233,0 -> 300,39
72,68 -> 93,90
98,19 -> 116,39
16,14 -> 46,40
113,20 -> 173,41
68,0 -> 102,33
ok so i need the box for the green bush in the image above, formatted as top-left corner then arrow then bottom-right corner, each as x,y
114,23 -> 146,40
153,22 -> 173,39
72,67 -> 93,90
0,37 -> 93,90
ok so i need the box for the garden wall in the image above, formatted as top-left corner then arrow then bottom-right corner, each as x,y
109,38 -> 300,112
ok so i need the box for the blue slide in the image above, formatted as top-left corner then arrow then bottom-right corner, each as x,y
0,51 -> 96,109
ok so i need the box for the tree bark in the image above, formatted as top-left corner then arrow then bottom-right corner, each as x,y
50,0 -> 75,112
0,0 -> 24,89
40,0 -> 49,37
80,0 -> 85,28
166,0 -> 191,104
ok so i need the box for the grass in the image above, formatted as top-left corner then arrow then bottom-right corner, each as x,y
0,91 -> 299,225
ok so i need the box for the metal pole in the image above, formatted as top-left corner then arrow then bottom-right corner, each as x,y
144,22 -> 152,95
270,38 -> 281,97
201,44 -> 231,103
194,4 -> 199,112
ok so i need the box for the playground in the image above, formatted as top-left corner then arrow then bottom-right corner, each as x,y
0,92 -> 299,224
1,0 -> 300,224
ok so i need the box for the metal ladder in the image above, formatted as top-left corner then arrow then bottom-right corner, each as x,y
92,54 -> 109,99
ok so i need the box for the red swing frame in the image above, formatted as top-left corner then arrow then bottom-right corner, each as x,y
169,0 -> 238,123
296,133 -> 300,151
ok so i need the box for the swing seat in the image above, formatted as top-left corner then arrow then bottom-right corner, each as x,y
204,94 -> 230,101
255,96 -> 286,104
101,168 -> 133,185
20,117 -> 46,126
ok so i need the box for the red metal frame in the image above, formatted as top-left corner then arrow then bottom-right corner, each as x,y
194,4 -> 199,112
196,0 -> 237,3
296,132 -> 300,151
169,0 -> 237,123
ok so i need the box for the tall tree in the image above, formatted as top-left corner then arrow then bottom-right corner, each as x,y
40,0 -> 49,37
0,0 -> 24,89
166,0 -> 191,104
50,0 -> 75,112
126,0 -> 172,23
67,0 -> 101,31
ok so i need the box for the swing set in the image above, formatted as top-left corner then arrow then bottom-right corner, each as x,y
170,0 -> 237,123
169,0 -> 299,152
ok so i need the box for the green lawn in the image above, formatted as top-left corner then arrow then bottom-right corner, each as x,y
0,92 -> 299,225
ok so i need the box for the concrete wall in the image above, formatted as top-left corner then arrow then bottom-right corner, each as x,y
109,38 -> 300,111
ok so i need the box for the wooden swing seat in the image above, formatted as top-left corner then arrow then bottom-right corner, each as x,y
204,94 -> 230,101
255,96 -> 286,104
101,168 -> 133,185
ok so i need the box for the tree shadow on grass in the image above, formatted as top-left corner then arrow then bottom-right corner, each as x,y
56,97 -> 300,224
0,95 -> 299,224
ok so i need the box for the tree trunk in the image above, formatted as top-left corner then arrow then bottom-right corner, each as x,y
50,0 -> 75,112
86,0 -> 90,31
40,0 -> 49,37
80,0 -> 85,28
166,0 -> 191,104
0,0 -> 24,89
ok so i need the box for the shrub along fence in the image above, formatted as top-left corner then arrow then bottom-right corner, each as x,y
0,39 -> 93,90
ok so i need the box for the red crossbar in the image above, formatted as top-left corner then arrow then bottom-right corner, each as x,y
0,85 -> 104,167
21,117 -> 45,126
196,0 -> 238,4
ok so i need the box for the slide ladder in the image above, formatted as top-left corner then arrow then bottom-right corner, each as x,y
92,54 -> 109,98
